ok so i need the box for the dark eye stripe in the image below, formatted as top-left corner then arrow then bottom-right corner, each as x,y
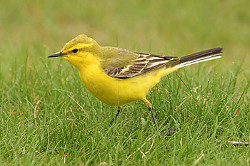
72,49 -> 78,53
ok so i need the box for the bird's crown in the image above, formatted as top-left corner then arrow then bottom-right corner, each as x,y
61,34 -> 100,54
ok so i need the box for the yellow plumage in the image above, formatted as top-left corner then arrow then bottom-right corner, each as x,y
78,63 -> 177,106
49,34 -> 222,125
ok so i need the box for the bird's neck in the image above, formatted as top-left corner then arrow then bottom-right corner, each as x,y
77,56 -> 108,84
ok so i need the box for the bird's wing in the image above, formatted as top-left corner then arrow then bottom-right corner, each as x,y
101,47 -> 178,79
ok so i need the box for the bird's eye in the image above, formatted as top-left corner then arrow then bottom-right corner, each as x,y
72,49 -> 78,53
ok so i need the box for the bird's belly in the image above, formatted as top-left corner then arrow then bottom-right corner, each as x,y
78,67 -> 166,106
79,73 -> 144,106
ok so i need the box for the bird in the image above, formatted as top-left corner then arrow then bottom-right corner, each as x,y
48,34 -> 222,127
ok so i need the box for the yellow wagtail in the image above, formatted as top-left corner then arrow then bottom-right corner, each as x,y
49,34 -> 222,126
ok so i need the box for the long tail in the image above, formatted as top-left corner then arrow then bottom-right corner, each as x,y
175,48 -> 223,68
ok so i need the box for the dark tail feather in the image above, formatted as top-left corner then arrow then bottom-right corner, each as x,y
176,48 -> 223,68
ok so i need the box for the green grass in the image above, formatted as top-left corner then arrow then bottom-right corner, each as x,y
0,0 -> 249,165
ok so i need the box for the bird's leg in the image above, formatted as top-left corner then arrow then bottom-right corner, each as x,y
110,106 -> 122,125
142,98 -> 159,129
165,127 -> 176,136
142,98 -> 176,136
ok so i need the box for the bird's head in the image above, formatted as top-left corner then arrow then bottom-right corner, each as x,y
49,34 -> 101,68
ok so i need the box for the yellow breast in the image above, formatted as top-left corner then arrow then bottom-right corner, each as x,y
78,63 -> 178,106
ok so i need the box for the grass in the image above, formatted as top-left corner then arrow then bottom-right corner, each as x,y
0,0 -> 249,165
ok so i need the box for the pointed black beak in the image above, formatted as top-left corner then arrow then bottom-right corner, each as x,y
48,52 -> 66,58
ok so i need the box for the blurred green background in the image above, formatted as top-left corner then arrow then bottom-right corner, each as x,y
0,0 -> 249,80
0,0 -> 249,165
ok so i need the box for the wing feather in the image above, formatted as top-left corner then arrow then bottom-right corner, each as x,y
104,51 -> 178,79
102,47 -> 222,79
